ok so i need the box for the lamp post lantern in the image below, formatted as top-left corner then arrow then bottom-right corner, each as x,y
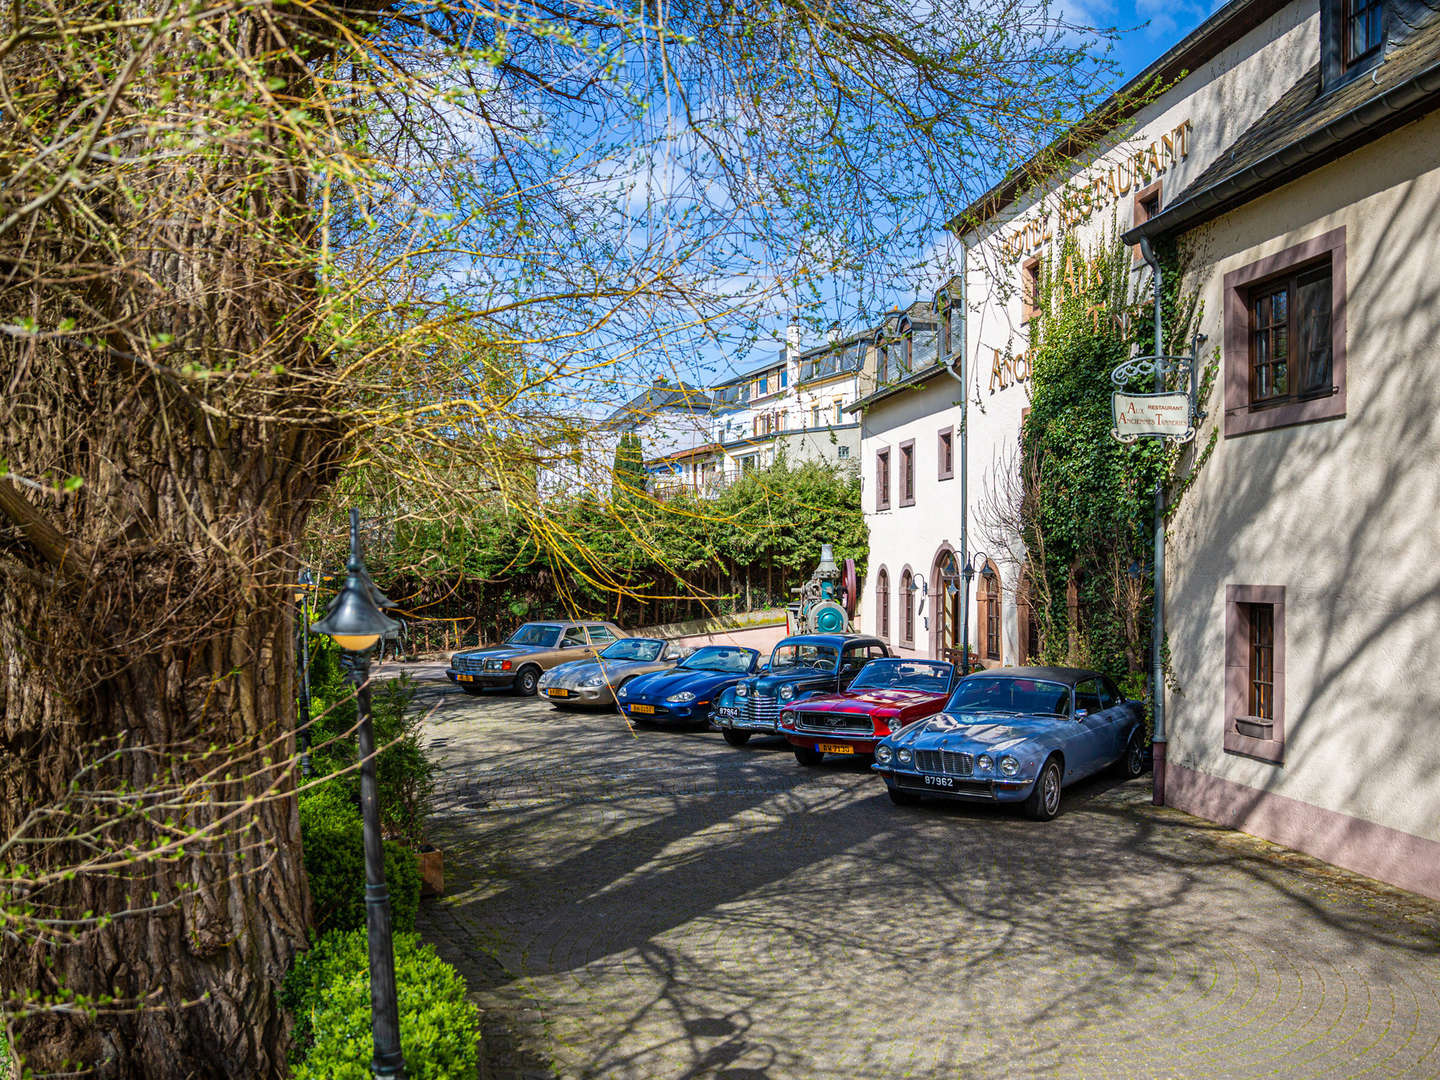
960,552 -> 994,677
310,509 -> 406,1080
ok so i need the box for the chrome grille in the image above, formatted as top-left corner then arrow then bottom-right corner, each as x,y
744,693 -> 779,726
795,711 -> 871,735
914,749 -> 973,776
454,655 -> 489,674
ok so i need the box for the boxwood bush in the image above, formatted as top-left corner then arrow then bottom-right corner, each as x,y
299,783 -> 420,934
282,929 -> 479,1079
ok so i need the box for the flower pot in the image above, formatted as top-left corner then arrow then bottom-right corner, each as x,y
417,844 -> 444,897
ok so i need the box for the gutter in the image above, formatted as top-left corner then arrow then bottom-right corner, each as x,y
1124,55 -> 1440,245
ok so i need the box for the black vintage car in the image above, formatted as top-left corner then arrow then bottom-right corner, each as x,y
710,634 -> 890,748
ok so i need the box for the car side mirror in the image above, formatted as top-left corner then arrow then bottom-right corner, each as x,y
1075,709 -> 1089,719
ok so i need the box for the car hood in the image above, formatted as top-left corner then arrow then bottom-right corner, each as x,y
891,712 -> 1068,751
750,670 -> 835,696
791,688 -> 944,714
454,643 -> 547,662
544,657 -> 671,687
624,667 -> 743,700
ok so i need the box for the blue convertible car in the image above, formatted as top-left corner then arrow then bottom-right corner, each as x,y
872,666 -> 1146,820
617,645 -> 760,726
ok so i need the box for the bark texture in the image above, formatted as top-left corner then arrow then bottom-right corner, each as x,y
0,2 -> 342,1075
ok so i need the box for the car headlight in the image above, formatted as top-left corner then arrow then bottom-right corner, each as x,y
976,754 -> 994,772
779,684 -> 795,701
579,674 -> 605,689
736,683 -> 749,697
666,691 -> 696,703
875,744 -> 893,765
897,747 -> 912,764
618,685 -> 630,698
486,659 -> 502,670
999,755 -> 1019,776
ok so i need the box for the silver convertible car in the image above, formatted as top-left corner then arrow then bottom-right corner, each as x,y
872,666 -> 1146,820
537,637 -> 684,707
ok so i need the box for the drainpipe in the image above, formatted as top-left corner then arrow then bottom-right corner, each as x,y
1139,235 -> 1166,807
943,344 -> 968,675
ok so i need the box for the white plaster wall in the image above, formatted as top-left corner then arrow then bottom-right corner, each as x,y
1165,109 -> 1440,843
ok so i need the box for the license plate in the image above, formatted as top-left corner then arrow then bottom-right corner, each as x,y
546,687 -> 569,698
629,703 -> 655,714
457,674 -> 474,683
817,742 -> 854,754
714,707 -> 738,720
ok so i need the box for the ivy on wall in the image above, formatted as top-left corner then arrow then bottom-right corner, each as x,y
1017,229 -> 1215,700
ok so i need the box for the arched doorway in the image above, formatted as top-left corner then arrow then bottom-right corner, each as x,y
931,546 -> 964,666
974,559 -> 1003,666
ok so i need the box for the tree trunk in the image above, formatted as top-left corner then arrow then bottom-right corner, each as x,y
0,3 -> 340,1075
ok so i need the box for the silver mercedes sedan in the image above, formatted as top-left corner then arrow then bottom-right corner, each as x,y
537,637 -> 684,706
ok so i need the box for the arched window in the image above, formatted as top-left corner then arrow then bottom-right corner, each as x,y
1018,564 -> 1041,663
876,567 -> 891,641
977,559 -> 1002,663
935,549 -> 962,666
900,568 -> 914,647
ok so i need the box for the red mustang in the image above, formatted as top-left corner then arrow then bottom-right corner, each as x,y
778,658 -> 957,766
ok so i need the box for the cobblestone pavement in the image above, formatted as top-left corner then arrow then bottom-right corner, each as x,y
404,667 -> 1440,1080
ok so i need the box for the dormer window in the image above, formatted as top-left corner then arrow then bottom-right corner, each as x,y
1322,0 -> 1386,88
875,330 -> 889,384
1346,0 -> 1383,65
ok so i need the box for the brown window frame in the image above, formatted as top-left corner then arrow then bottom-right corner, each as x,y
1223,228 -> 1347,438
1132,180 -> 1161,265
1246,261 -> 1334,408
1224,585 -> 1286,763
900,567 -> 915,648
875,447 -> 891,511
937,427 -> 954,481
876,567 -> 891,641
898,439 -> 916,507
1021,257 -> 1041,323
983,564 -> 1002,662
1344,0 -> 1383,67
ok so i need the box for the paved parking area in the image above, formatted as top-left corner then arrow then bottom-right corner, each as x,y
402,667 -> 1440,1080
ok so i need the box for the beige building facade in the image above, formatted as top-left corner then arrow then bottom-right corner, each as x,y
855,0 -> 1440,896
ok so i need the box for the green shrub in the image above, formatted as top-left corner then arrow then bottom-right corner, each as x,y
282,929 -> 480,1079
299,784 -> 420,934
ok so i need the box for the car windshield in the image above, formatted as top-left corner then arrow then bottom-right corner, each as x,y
849,659 -> 954,693
600,639 -> 664,662
506,624 -> 561,647
946,677 -> 1071,716
681,647 -> 756,673
769,643 -> 839,672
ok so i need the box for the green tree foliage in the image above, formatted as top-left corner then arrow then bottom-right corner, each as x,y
612,433 -> 647,508
320,460 -> 867,643
1019,230 -> 1211,693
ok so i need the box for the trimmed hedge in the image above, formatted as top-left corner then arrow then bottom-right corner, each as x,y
282,929 -> 480,1079
299,783 -> 420,934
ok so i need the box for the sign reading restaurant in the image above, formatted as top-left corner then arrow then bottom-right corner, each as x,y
1001,120 -> 1193,263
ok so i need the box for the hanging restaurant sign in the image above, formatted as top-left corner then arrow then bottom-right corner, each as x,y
1111,391 -> 1196,443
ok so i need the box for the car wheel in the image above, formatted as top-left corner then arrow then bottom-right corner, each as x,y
514,667 -> 540,696
722,728 -> 751,748
1025,756 -> 1064,821
1119,731 -> 1146,779
793,746 -> 824,767
888,785 -> 920,806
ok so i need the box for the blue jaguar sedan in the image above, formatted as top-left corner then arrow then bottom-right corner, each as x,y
872,666 -> 1146,820
617,645 -> 760,726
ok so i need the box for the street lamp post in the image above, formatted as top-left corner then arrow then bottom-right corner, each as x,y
295,568 -> 317,778
310,509 -> 406,1080
960,552 -> 994,677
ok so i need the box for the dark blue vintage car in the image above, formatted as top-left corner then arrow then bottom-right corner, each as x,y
872,666 -> 1146,819
712,634 -> 890,748
616,645 -> 761,725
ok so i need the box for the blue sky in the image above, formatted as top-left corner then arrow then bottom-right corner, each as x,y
682,0 -> 1227,389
